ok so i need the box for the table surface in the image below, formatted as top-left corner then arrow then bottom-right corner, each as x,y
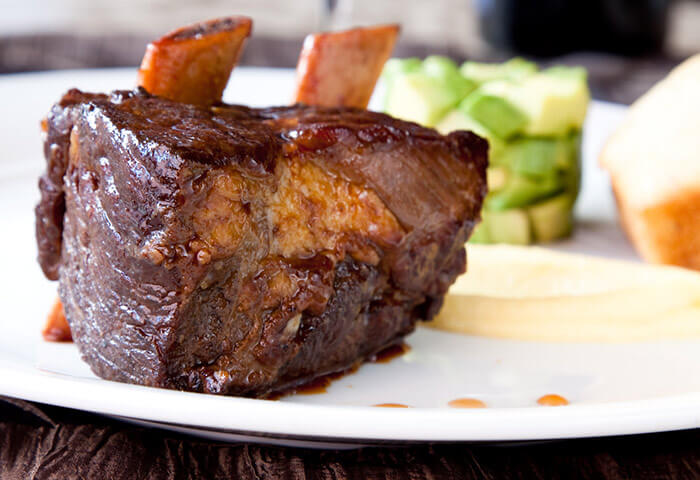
1,35 -> 698,479
1,397 -> 699,479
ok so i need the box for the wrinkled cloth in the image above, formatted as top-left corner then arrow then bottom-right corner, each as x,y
0,396 -> 699,480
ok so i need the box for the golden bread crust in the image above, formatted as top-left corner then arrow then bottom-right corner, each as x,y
613,182 -> 700,270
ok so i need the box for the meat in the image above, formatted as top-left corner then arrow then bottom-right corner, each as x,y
36,88 -> 487,397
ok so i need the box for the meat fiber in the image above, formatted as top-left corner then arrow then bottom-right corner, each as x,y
36,88 -> 487,397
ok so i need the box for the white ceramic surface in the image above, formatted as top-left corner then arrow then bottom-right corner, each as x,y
0,67 -> 698,447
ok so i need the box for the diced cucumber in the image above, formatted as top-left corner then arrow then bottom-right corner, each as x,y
528,194 -> 574,242
382,58 -> 422,80
381,57 -> 588,246
503,137 -> 573,178
487,166 -> 508,191
503,138 -> 557,177
422,56 -> 461,79
561,154 -> 581,199
435,110 -> 505,159
485,209 -> 531,245
485,174 -> 563,211
422,56 -> 476,106
384,73 -> 461,126
384,58 -> 588,137
383,57 -> 476,127
435,110 -> 483,135
479,71 -> 589,136
460,58 -> 537,84
459,89 -> 529,139
554,133 -> 580,170
521,72 -> 589,135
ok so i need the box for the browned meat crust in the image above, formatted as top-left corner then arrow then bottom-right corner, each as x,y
36,89 -> 487,397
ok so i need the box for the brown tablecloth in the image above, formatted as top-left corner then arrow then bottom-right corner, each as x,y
1,396 -> 699,479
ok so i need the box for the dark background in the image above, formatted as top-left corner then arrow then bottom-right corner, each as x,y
1,0 -> 699,104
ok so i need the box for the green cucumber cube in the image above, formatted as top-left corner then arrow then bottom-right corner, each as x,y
487,166 -> 509,191
489,72 -> 589,136
528,194 -> 574,242
485,174 -> 562,211
384,73 -> 461,126
459,89 -> 529,139
503,137 -> 576,178
435,110 -> 506,159
422,56 -> 476,106
382,58 -> 423,81
460,57 -> 537,84
556,132 -> 581,169
422,56 -> 462,79
383,56 -> 476,127
484,209 -> 532,245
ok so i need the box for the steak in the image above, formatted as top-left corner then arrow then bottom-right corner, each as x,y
36,88 -> 487,397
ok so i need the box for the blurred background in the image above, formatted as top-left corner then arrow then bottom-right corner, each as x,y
0,0 -> 698,104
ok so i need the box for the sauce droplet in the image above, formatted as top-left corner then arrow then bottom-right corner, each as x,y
294,380 -> 330,396
372,343 -> 411,363
374,403 -> 410,408
448,398 -> 486,409
265,364 -> 360,400
537,394 -> 569,406
42,298 -> 72,342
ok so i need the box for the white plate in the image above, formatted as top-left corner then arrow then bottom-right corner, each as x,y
0,67 -> 699,448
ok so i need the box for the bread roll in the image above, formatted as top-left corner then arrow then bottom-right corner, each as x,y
600,54 -> 700,270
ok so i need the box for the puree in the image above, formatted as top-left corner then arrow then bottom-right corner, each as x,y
428,245 -> 700,342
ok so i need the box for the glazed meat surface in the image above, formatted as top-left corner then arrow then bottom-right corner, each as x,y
36,88 -> 487,396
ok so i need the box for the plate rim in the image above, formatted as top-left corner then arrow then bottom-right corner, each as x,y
1,358 -> 699,442
2,67 -> 697,444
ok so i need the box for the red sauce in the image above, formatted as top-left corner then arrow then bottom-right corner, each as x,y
291,342 -> 410,395
537,394 -> 569,406
42,298 -> 72,342
371,342 -> 411,363
448,398 -> 486,409
266,365 -> 360,400
374,403 -> 410,408
293,371 -> 339,396
268,343 -> 411,399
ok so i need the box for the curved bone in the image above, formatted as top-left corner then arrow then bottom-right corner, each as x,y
293,24 -> 399,108
137,16 -> 252,106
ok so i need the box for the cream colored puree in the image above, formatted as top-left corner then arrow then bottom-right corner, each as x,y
427,245 -> 700,342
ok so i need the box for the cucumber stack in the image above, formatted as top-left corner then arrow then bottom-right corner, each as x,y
382,57 -> 590,244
